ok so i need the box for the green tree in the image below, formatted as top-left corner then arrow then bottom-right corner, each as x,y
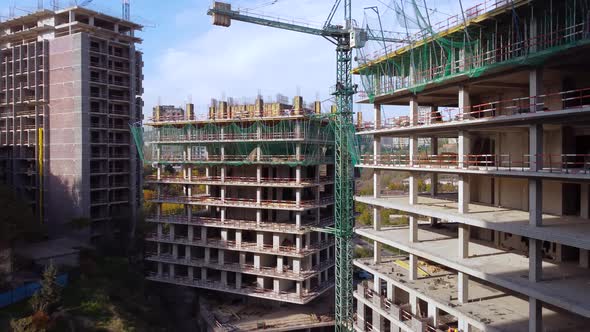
0,185 -> 38,243
30,262 -> 61,315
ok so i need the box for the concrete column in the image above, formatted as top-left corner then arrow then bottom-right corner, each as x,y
409,216 -> 418,242
256,209 -> 261,225
295,213 -> 301,228
201,227 -> 207,243
157,223 -> 163,237
236,230 -> 242,247
204,248 -> 210,263
169,264 -> 175,278
188,266 -> 194,280
374,241 -> 382,264
218,249 -> 224,265
459,85 -> 470,116
239,252 -> 246,266
386,282 -> 394,300
296,235 -> 302,250
458,272 -> 469,304
305,232 -> 311,249
257,277 -> 264,289
529,239 -> 543,282
428,301 -> 438,327
372,310 -> 385,332
220,186 -> 226,202
220,166 -> 226,182
296,281 -> 302,296
458,130 -> 469,168
409,293 -> 418,315
409,254 -> 418,281
157,262 -> 163,276
188,226 -> 194,242
169,224 -> 175,240
201,267 -> 207,281
580,249 -> 589,268
409,175 -> 418,205
458,174 -> 470,214
273,234 -> 280,249
374,136 -> 381,165
273,279 -> 280,294
236,272 -> 242,289
156,243 -> 161,255
529,124 -> 543,171
409,135 -> 418,167
257,166 -> 262,183
185,246 -> 191,260
221,271 -> 227,285
293,258 -> 301,274
254,254 -> 261,270
172,245 -> 178,259
409,96 -> 418,125
296,166 -> 301,184
529,297 -> 542,332
373,207 -> 381,231
374,103 -> 382,129
458,224 -> 470,258
295,189 -> 301,207
373,170 -> 381,197
357,292 -> 365,325
581,184 -> 589,219
530,68 -> 543,112
256,232 -> 264,248
529,179 -> 543,226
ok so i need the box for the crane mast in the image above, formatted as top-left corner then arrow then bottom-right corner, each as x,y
207,1 -> 396,329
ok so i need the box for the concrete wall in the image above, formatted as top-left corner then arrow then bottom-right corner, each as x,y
47,32 -> 90,239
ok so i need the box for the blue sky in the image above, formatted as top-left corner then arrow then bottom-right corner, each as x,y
3,0 -> 477,119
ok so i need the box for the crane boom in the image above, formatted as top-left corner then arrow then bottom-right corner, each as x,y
207,5 -> 405,44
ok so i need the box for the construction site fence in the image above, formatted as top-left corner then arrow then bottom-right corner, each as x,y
357,87 -> 590,131
359,154 -> 590,174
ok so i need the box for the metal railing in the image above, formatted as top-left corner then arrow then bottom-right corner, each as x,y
359,153 -> 590,174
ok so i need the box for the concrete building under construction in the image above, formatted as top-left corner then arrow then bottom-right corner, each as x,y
353,0 -> 590,331
0,6 -> 144,241
142,96 -> 336,330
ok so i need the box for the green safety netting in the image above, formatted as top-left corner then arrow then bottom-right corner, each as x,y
356,0 -> 590,103
131,117 -> 352,167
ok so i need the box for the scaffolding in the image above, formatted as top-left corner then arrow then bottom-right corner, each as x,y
355,0 -> 590,102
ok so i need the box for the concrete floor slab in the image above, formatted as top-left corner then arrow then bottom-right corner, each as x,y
357,225 -> 590,318
356,195 -> 590,250
355,257 -> 590,331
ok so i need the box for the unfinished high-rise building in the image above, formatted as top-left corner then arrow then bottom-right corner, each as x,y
353,0 -> 590,331
142,96 -> 336,330
0,6 -> 143,241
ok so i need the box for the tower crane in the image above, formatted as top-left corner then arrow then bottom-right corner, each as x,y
207,2 -> 405,330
